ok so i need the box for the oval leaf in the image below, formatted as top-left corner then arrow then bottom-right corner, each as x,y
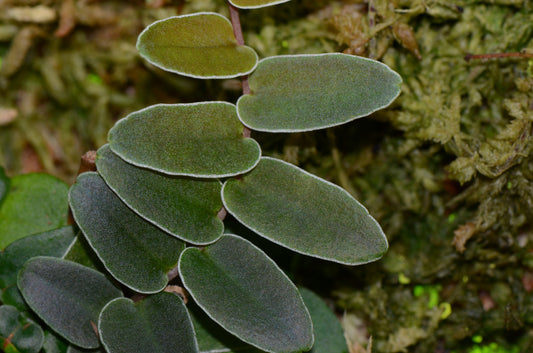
222,157 -> 388,265
229,0 -> 290,9
17,257 -> 122,349
299,288 -> 349,353
69,172 -> 185,293
99,293 -> 198,353
137,13 -> 258,79
237,53 -> 402,132
108,103 -> 261,178
0,305 -> 44,353
96,144 -> 223,245
0,173 -> 69,249
179,234 -> 313,353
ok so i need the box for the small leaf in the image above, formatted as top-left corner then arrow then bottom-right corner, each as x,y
96,144 -> 223,245
179,234 -> 313,353
0,305 -> 44,353
108,103 -> 261,178
0,173 -> 69,249
0,226 -> 76,310
69,172 -> 185,293
299,288 -> 349,353
222,157 -> 388,265
17,257 -> 122,349
229,0 -> 290,9
99,293 -> 198,353
0,167 -> 9,207
237,53 -> 402,132
137,13 -> 258,79
67,346 -> 103,353
41,331 -> 68,353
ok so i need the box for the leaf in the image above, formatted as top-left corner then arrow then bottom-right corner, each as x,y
17,257 -> 122,349
96,144 -> 223,245
41,331 -> 68,353
108,103 -> 261,178
69,172 -> 185,293
237,53 -> 402,132
0,305 -> 44,353
0,167 -> 9,207
179,234 -> 313,353
188,303 -> 262,353
222,157 -> 388,265
137,13 -> 258,79
0,226 -> 76,310
98,293 -> 198,353
0,173 -> 69,249
299,288 -> 349,353
229,0 -> 291,9
67,346 -> 103,353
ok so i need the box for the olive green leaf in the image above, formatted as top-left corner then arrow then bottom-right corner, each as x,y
237,53 -> 402,132
229,0 -> 290,9
69,172 -> 185,293
179,234 -> 313,353
0,173 -> 69,249
0,305 -> 44,353
222,157 -> 388,265
299,288 -> 349,353
137,13 -> 258,79
17,257 -> 122,349
108,103 -> 261,178
98,293 -> 198,353
96,144 -> 223,245
0,226 -> 76,310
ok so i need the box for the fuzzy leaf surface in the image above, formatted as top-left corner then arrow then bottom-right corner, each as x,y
179,234 -> 313,353
299,288 -> 349,353
222,157 -> 388,265
137,13 -> 257,78
0,226 -> 76,310
229,0 -> 290,9
96,144 -> 223,244
17,257 -> 122,349
237,53 -> 402,132
108,103 -> 261,177
0,305 -> 44,353
69,172 -> 184,293
0,173 -> 68,249
99,293 -> 198,353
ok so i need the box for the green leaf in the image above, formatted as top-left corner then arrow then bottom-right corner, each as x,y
237,53 -> 402,132
17,257 -> 122,349
229,0 -> 290,9
108,103 -> 261,178
41,331 -> 68,353
0,173 -> 69,249
99,293 -> 198,353
299,288 -> 349,353
69,172 -> 185,293
222,157 -> 388,265
0,305 -> 44,353
137,13 -> 258,79
189,303 -> 262,353
179,234 -> 313,353
96,144 -> 223,245
0,226 -> 76,310
67,346 -> 103,353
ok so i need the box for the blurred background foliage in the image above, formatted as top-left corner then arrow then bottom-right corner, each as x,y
1,0 -> 533,352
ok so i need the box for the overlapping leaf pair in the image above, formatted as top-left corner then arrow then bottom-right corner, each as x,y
13,2 -> 401,353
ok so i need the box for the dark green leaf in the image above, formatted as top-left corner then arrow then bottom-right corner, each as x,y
0,167 -> 9,207
222,157 -> 388,265
137,13 -> 257,78
229,0 -> 290,8
299,288 -> 349,353
98,293 -> 198,353
96,144 -> 223,245
108,103 -> 261,178
179,234 -> 313,353
17,257 -> 122,349
0,305 -> 44,353
42,331 -> 68,353
69,172 -> 185,293
0,173 -> 69,249
237,53 -> 402,132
